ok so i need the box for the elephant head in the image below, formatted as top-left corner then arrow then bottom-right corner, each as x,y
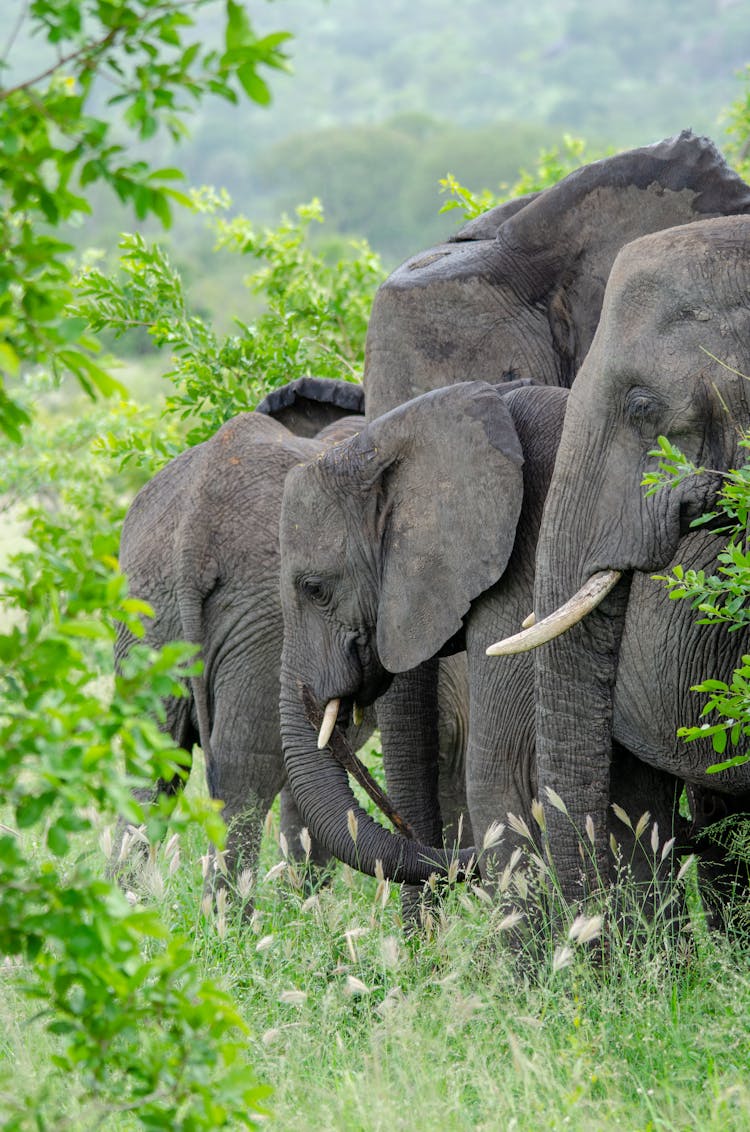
364,131 -> 750,419
279,381 -> 527,882
492,215 -> 750,900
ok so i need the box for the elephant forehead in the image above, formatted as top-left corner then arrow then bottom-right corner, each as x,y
281,465 -> 349,554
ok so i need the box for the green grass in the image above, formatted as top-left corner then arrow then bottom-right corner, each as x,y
4,753 -> 750,1132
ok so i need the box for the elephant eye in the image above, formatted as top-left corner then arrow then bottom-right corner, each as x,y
298,575 -> 331,606
624,387 -> 663,433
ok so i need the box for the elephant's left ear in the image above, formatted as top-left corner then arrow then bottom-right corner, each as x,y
370,381 -> 524,673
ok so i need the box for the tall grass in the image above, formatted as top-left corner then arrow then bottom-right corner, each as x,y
3,753 -> 750,1131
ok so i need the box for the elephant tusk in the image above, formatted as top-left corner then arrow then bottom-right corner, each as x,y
521,611 -> 536,629
486,569 -> 623,656
353,703 -> 364,727
317,698 -> 341,749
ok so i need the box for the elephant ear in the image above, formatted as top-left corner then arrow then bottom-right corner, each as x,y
500,130 -> 750,375
256,376 -> 364,438
449,190 -> 544,242
363,381 -> 524,673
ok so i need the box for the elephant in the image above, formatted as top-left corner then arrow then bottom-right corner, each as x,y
363,130 -> 750,421
356,130 -> 750,906
278,379 -> 688,896
491,215 -> 750,925
114,377 -> 372,889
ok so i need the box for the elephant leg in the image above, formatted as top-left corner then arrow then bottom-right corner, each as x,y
202,648 -> 288,914
107,692 -> 195,880
376,657 -> 444,928
607,749 -> 687,933
465,590 -> 537,888
686,785 -> 750,936
436,653 -> 473,848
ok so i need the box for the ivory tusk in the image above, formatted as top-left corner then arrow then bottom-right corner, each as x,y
353,703 -> 364,727
486,569 -> 623,656
317,698 -> 341,749
521,611 -> 536,629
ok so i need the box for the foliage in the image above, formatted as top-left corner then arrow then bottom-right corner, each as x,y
439,134 -> 595,219
75,194 -> 383,448
0,0 -> 291,440
0,400 -> 270,1126
0,1 -> 293,1123
645,434 -> 750,774
724,63 -> 750,182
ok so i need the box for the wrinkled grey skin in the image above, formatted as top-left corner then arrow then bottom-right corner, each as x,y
364,131 -> 750,420
360,131 -> 750,904
533,216 -> 750,924
115,378 -> 369,887
279,381 -> 686,893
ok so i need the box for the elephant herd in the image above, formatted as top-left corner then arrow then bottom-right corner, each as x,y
116,130 -> 750,933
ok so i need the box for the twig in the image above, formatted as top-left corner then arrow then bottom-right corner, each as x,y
301,684 -> 414,839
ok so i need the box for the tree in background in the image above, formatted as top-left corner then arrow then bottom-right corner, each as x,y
0,2 -> 289,1126
0,0 -> 290,440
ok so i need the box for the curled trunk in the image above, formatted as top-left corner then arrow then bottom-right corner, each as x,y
280,655 -> 474,884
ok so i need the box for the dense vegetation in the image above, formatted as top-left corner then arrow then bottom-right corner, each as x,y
3,1 -> 750,1127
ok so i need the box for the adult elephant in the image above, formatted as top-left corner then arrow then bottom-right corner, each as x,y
363,130 -> 750,420
115,377 -> 372,886
491,216 -> 750,923
360,130 -> 750,901
279,381 -> 686,890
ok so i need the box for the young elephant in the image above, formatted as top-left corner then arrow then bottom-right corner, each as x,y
115,378 -> 368,886
279,381 -> 687,894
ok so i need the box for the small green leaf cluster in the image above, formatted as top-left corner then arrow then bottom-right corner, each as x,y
0,0 -> 291,440
438,134 -> 593,218
75,196 -> 384,447
723,62 -> 750,182
648,436 -> 750,774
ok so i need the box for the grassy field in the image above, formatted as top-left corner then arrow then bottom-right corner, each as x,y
3,746 -> 750,1131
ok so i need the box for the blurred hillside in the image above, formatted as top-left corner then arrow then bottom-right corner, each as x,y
11,0 -> 747,330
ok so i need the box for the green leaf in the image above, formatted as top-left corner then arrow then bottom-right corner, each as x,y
706,753 -> 750,773
237,63 -> 271,105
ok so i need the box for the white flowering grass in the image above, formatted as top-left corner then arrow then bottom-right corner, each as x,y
4,750 -> 750,1131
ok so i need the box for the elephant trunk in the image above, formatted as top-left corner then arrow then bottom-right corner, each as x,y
533,476 -> 633,904
280,654 -> 474,884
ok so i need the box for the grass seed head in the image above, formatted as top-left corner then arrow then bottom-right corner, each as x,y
585,814 -> 595,845
345,976 -> 370,996
634,810 -> 651,840
99,826 -> 113,859
482,820 -> 506,851
279,989 -> 308,1005
237,867 -> 254,900
531,799 -> 546,831
552,944 -> 574,972
569,913 -> 603,944
497,910 -> 524,933
299,826 -> 312,860
677,854 -> 696,882
507,812 -> 532,841
611,802 -> 633,831
544,787 -> 569,815
650,821 -> 660,854
346,808 -> 359,844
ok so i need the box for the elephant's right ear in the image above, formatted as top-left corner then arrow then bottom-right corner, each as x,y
362,382 -> 524,673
